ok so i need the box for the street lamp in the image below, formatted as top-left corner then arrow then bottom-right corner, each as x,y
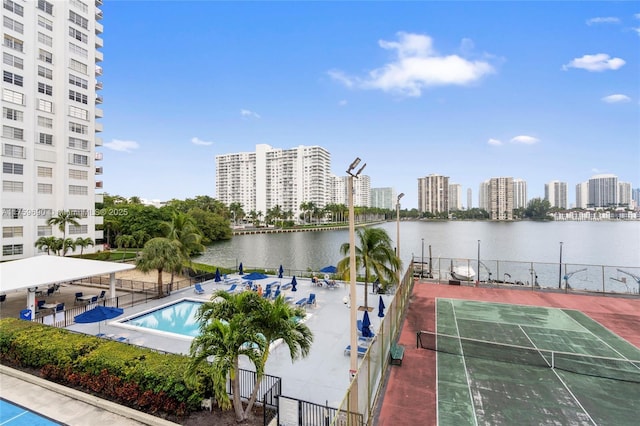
421,238 -> 424,279
477,240 -> 481,286
558,242 -> 563,289
347,157 -> 365,409
396,193 -> 404,287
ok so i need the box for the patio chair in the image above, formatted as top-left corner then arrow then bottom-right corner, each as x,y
194,283 -> 205,295
74,292 -> 83,304
55,303 -> 65,312
98,290 -> 106,300
45,287 -> 55,297
0,294 -> 6,304
90,295 -> 98,304
272,289 -> 281,299
36,300 -> 45,313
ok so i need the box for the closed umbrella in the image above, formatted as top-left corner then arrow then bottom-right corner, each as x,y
278,265 -> 284,279
238,262 -> 243,275
74,305 -> 124,334
214,268 -> 221,282
361,311 -> 372,338
291,275 -> 297,292
378,295 -> 386,318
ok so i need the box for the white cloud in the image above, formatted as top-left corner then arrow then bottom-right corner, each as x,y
338,99 -> 348,106
510,135 -> 539,145
586,17 -> 620,25
240,109 -> 261,119
191,137 -> 213,146
488,138 -> 503,146
328,32 -> 495,97
601,94 -> 631,103
104,139 -> 139,152
635,13 -> 640,19
562,53 -> 625,72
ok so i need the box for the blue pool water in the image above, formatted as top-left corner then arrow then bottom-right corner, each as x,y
0,398 -> 63,425
122,300 -> 204,337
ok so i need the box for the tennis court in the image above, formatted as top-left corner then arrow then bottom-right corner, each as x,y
0,398 -> 65,425
420,299 -> 640,425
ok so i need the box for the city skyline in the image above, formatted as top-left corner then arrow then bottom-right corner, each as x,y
98,1 -> 639,209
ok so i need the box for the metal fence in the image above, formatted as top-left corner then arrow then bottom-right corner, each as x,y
417,256 -> 640,296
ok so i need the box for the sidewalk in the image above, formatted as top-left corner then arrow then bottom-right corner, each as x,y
0,365 -> 178,426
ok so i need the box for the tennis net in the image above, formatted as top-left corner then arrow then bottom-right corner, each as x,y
417,330 -> 640,383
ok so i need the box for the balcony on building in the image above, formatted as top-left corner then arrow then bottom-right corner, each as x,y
95,152 -> 103,161
95,122 -> 103,132
94,215 -> 104,225
95,0 -> 103,6
95,108 -> 103,118
95,230 -> 104,240
96,9 -> 104,20
95,193 -> 104,204
95,95 -> 103,104
95,136 -> 103,146
95,65 -> 103,76
95,36 -> 103,49
95,80 -> 103,90
95,21 -> 103,35
95,50 -> 103,62
96,181 -> 103,189
95,166 -> 103,175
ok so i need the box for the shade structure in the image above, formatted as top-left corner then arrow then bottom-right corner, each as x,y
378,295 -> 386,318
214,268 -> 221,282
278,265 -> 284,279
319,265 -> 337,274
238,263 -> 243,275
242,272 -> 268,281
291,275 -> 297,292
361,311 -> 372,338
74,305 -> 124,334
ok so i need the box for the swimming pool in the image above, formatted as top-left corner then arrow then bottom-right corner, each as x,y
0,398 -> 63,425
119,299 -> 204,338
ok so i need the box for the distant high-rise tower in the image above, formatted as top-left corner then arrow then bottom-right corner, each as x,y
333,175 -> 370,207
467,188 -> 472,210
488,177 -> 513,220
1,0 -> 105,260
575,182 -> 589,209
216,144 -> 331,220
588,174 -> 618,208
479,180 -> 490,211
448,184 -> 462,210
418,174 -> 449,214
370,187 -> 395,210
632,188 -> 640,208
618,182 -> 632,207
512,178 -> 528,209
545,180 -> 568,209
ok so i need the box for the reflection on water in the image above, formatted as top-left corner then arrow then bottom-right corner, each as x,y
124,300 -> 203,337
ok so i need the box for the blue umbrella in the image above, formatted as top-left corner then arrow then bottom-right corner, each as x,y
74,305 -> 124,334
378,295 -> 386,318
242,272 -> 268,281
361,311 -> 372,338
278,265 -> 284,279
214,268 -> 221,282
319,265 -> 337,274
291,275 -> 297,292
238,262 -> 243,275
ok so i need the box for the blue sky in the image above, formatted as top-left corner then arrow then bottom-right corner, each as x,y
100,1 -> 639,209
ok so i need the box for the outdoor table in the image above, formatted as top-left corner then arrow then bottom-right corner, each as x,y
77,295 -> 97,303
41,303 -> 58,314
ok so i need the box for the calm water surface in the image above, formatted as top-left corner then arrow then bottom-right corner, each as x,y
195,221 -> 640,271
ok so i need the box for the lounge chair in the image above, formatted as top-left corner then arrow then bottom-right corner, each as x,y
295,298 -> 308,307
194,283 -> 205,295
272,289 -> 281,299
307,293 -> 316,307
0,294 -> 6,304
225,284 -> 238,293
344,344 -> 369,357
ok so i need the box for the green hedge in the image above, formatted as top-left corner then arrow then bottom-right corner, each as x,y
0,318 -> 204,416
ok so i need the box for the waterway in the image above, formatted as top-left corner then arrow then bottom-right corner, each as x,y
194,220 -> 640,272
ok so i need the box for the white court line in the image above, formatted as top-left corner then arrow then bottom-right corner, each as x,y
435,298 -> 439,426
519,325 -> 597,426
451,300 -> 479,426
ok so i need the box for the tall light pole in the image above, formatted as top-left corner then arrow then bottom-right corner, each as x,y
477,240 -> 481,286
421,238 -> 424,279
347,157 -> 365,411
396,193 -> 405,286
558,241 -> 563,289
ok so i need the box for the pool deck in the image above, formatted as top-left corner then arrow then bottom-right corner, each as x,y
65,275 -> 394,407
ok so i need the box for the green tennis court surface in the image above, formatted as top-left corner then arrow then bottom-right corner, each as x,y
424,299 -> 640,425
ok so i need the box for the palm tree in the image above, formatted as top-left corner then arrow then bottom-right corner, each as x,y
46,210 -> 80,240
74,237 -> 94,256
337,227 -> 401,309
228,202 -> 244,226
136,237 -> 182,298
187,291 -> 313,422
160,211 -> 205,283
115,234 -> 136,260
35,236 -> 58,255
61,237 -> 77,256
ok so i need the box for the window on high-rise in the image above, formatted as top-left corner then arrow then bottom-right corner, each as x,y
69,74 -> 88,89
38,15 -> 53,31
70,154 -> 88,166
3,107 -> 22,121
69,169 -> 88,180
37,0 -> 53,15
3,180 -> 23,192
69,42 -> 87,58
38,133 -> 53,145
38,116 -> 53,128
2,144 -> 24,158
37,183 -> 52,194
38,65 -> 53,79
69,59 -> 87,74
3,52 -> 23,69
69,89 -> 87,104
37,99 -> 53,112
3,226 -> 23,238
2,125 -> 23,140
38,82 -> 53,95
2,162 -> 23,175
3,70 -> 22,86
37,166 -> 52,177
38,32 -> 52,47
4,35 -> 23,52
69,27 -> 88,44
2,88 -> 23,104
69,106 -> 88,120
38,49 -> 53,63
69,185 -> 88,195
3,16 -> 23,33
3,0 -> 24,17
3,244 -> 23,256
68,137 -> 89,150
69,11 -> 88,30
69,122 -> 88,134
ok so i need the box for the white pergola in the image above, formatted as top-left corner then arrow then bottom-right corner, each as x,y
0,256 -> 135,319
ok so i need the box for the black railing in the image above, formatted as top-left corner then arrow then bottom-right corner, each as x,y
278,395 -> 363,426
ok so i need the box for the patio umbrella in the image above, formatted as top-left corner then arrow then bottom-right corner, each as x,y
319,265 -> 337,274
214,268 -> 221,282
242,272 -> 268,281
238,262 -> 243,275
278,265 -> 284,279
361,311 -> 372,338
74,305 -> 124,334
291,275 -> 297,292
378,295 -> 386,318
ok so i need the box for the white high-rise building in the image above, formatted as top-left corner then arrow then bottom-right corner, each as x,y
545,180 -> 568,209
216,144 -> 331,221
466,188 -> 472,210
512,178 -> 528,209
333,175 -> 370,207
370,187 -> 395,210
488,177 -> 513,220
1,0 -> 104,260
479,180 -> 490,211
418,174 -> 449,214
588,174 -> 618,208
575,182 -> 589,209
618,182 -> 632,207
448,183 -> 462,211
